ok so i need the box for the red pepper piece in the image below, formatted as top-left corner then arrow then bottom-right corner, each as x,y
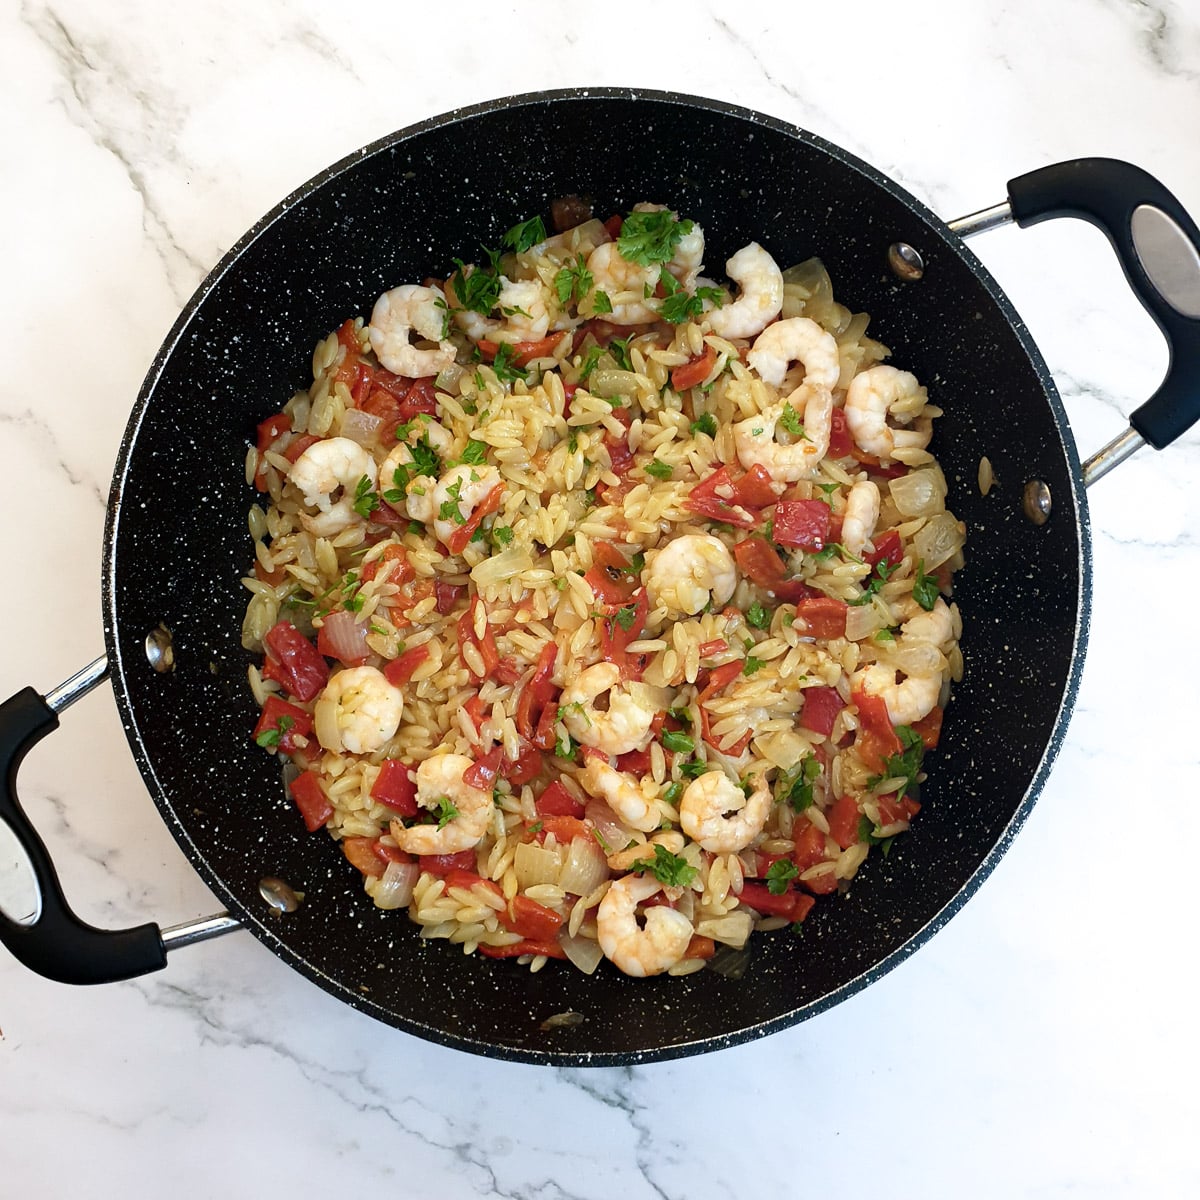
370,759 -> 418,816
251,695 -> 313,755
445,482 -> 505,555
827,792 -> 861,850
289,770 -> 333,833
852,688 -> 904,774
670,344 -> 717,391
732,536 -> 788,586
500,895 -> 564,942
793,596 -> 849,640
478,939 -> 567,960
382,644 -> 430,687
773,499 -> 832,551
535,781 -> 586,819
798,686 -> 845,736
262,621 -> 329,702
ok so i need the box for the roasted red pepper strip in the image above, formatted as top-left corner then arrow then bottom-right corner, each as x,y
583,541 -> 641,607
911,705 -> 943,749
252,695 -> 313,755
791,821 -> 828,873
732,536 -> 788,586
864,528 -> 903,570
793,596 -> 849,640
370,759 -> 418,816
797,685 -> 845,736
535,781 -> 586,819
479,938 -> 567,960
773,499 -> 832,551
827,792 -> 861,850
262,621 -> 329,702
598,588 -> 649,679
457,597 -> 500,680
515,641 -> 559,742
342,837 -> 385,878
500,895 -> 564,942
477,334 -> 566,366
419,850 -> 477,876
445,482 -> 505,555
683,465 -> 759,528
382,644 -> 430,687
852,688 -> 905,774
289,770 -> 333,833
738,881 -> 815,923
670,344 -> 717,391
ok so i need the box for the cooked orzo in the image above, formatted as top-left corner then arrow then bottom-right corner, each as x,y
241,201 -> 965,978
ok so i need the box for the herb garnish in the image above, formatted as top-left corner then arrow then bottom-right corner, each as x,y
255,715 -> 294,749
644,458 -> 673,481
631,844 -> 698,889
662,730 -> 695,755
776,754 -> 821,813
352,474 -> 378,519
554,253 -> 594,305
435,796 -> 460,829
912,559 -> 939,611
617,210 -> 694,266
766,859 -> 800,895
502,215 -> 547,253
690,412 -> 718,438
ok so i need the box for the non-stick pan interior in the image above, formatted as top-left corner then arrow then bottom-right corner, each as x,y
103,90 -> 1088,1063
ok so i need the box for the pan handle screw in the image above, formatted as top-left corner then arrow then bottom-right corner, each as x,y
259,876 -> 303,914
888,242 -> 925,280
1022,479 -> 1052,524
144,624 -> 175,673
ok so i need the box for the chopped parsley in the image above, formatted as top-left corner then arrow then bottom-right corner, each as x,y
869,725 -> 925,798
631,843 -> 698,889
912,559 -> 940,611
777,754 -> 821,812
578,344 -> 604,380
743,654 -> 766,676
689,412 -> 718,438
849,557 -> 897,606
662,781 -> 683,805
874,627 -> 897,643
450,253 -> 502,315
765,859 -> 800,895
644,458 -> 673,481
778,404 -> 806,437
255,715 -> 294,749
352,474 -> 378,519
491,524 -> 514,546
745,602 -> 771,630
554,253 -> 594,305
661,730 -> 695,755
410,435 -> 441,478
490,342 -> 528,385
667,707 -> 692,726
435,796 -> 460,829
502,215 -> 547,253
438,479 -> 466,524
658,277 -> 725,325
678,759 -> 710,780
592,290 -> 613,314
614,603 -> 640,632
617,210 -> 695,266
812,541 -> 847,562
608,336 -> 635,371
457,438 -> 489,466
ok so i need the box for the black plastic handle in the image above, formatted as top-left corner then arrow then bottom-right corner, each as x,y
0,687 -> 167,984
1007,158 -> 1200,450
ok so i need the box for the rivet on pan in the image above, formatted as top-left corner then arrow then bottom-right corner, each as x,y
1023,479 -> 1052,525
259,876 -> 303,914
144,624 -> 175,673
888,242 -> 925,281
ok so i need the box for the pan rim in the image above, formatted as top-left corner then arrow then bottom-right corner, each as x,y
100,87 -> 1092,1065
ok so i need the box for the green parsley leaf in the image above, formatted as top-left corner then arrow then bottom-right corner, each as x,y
644,458 -> 673,481
590,826 -> 612,853
554,253 -> 594,305
667,707 -> 692,726
776,754 -> 821,813
568,432 -> 579,454
254,715 -> 294,749
874,627 -> 897,643
662,781 -> 683,805
661,730 -> 695,755
410,436 -> 441,479
490,342 -> 528,385
617,210 -> 695,266
527,820 -> 544,835
451,255 -> 502,315
766,859 -> 800,895
352,474 -> 378,519
812,542 -> 846,562
502,215 -> 547,253
438,478 -> 466,524
578,345 -> 604,380
679,760 -> 711,780
591,289 -> 613,315
631,843 -> 699,888
457,439 -> 489,466
746,602 -> 771,630
614,604 -> 639,632
874,725 -> 925,798
690,412 -> 718,438
407,520 -> 424,535
492,525 -> 513,546
743,655 -> 765,676
435,796 -> 460,829
659,283 -> 724,325
393,419 -> 416,443
778,404 -> 806,437
912,559 -> 940,611
608,337 -> 634,371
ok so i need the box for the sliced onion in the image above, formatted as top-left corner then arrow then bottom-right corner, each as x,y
589,368 -> 642,399
514,840 -> 563,889
558,836 -> 610,897
888,467 -> 947,518
318,609 -> 370,665
911,511 -> 965,571
584,798 -> 635,855
340,407 -> 382,447
559,931 -> 605,975
844,601 -> 884,643
367,860 -> 418,910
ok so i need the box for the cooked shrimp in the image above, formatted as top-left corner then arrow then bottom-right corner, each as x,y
456,277 -> 552,345
746,316 -> 840,390
679,771 -> 771,853
643,533 -> 737,618
596,873 -> 694,977
368,284 -> 457,379
391,753 -> 493,856
579,753 -> 661,833
840,480 -> 881,560
706,243 -> 784,339
288,436 -> 378,536
732,381 -> 833,483
852,598 -> 954,724
313,665 -> 403,755
409,464 -> 503,548
586,241 -> 660,325
561,662 -> 656,759
844,365 -> 932,459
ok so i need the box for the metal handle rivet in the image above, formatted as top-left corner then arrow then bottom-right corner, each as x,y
145,624 -> 175,673
888,242 -> 925,280
260,876 -> 302,914
1023,479 -> 1052,524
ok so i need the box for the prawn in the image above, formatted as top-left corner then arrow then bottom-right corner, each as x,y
455,277 -> 552,345
391,753 -> 493,856
585,241 -> 660,325
746,316 -> 840,390
579,752 -> 661,833
843,365 -> 932,459
288,436 -> 378,536
679,771 -> 771,853
706,243 -> 784,339
414,464 -> 503,547
312,665 -> 403,755
852,598 -> 954,724
630,203 -> 706,289
732,381 -> 833,483
596,873 -> 694,977
561,662 -> 656,759
643,533 -> 737,618
840,480 -> 881,560
368,284 -> 457,379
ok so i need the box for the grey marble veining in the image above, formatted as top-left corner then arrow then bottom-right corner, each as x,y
1,2 -> 1199,1197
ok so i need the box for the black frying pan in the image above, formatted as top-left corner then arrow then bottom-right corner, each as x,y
3,90 -> 1198,1065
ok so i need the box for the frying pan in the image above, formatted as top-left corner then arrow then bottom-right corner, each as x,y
2,90 -> 1198,1065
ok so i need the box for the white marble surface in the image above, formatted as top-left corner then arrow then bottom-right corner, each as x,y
2,2 -> 1199,1196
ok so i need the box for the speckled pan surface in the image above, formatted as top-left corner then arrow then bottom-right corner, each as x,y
101,89 -> 1090,1065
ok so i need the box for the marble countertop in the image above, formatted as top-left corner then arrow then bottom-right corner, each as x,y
2,3 -> 1199,1196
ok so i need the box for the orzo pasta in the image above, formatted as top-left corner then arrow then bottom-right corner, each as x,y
242,201 -> 965,978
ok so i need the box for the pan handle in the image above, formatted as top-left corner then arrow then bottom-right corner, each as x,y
950,158 -> 1200,483
0,660 -> 168,983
